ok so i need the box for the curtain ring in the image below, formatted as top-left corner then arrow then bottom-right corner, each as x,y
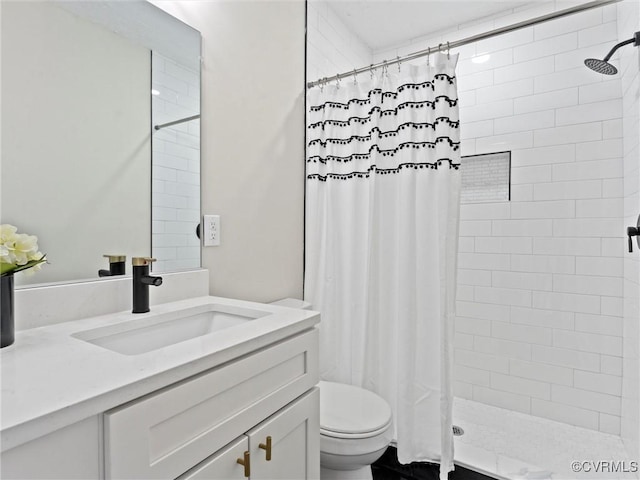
335,76 -> 341,89
438,43 -> 443,54
353,68 -> 358,85
427,47 -> 431,66
370,64 -> 375,80
447,41 -> 450,59
382,60 -> 388,76
396,56 -> 402,73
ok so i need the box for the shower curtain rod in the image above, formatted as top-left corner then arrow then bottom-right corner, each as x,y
307,0 -> 621,89
154,114 -> 200,131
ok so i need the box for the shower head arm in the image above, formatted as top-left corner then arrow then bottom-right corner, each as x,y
603,32 -> 640,61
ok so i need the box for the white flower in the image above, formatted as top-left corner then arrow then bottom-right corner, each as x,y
0,224 -> 46,276
11,233 -> 39,265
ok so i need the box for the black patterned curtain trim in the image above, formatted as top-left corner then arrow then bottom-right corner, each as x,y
307,159 -> 460,181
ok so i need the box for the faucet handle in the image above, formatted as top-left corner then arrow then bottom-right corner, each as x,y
103,254 -> 126,262
132,257 -> 156,266
99,255 -> 127,277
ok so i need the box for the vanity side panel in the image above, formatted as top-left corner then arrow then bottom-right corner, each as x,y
0,415 -> 102,479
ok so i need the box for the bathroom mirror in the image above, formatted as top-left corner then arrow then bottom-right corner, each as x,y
1,0 -> 201,286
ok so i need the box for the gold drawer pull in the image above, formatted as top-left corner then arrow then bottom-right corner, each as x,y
259,436 -> 272,461
237,451 -> 250,477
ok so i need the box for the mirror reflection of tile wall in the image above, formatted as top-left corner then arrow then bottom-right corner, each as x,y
151,53 -> 201,272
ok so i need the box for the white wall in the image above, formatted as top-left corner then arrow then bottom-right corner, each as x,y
619,0 -> 640,461
152,0 -> 306,303
152,53 -> 201,273
313,1 -> 629,434
1,1 -> 150,285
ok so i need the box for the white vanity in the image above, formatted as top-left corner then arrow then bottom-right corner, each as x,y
0,296 -> 320,480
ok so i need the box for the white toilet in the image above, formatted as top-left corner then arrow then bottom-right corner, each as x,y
270,299 -> 394,480
319,380 -> 393,480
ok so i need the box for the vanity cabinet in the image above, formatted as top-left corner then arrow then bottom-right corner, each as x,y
104,329 -> 319,479
0,328 -> 319,480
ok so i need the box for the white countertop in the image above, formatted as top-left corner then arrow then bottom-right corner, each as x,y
0,296 -> 320,452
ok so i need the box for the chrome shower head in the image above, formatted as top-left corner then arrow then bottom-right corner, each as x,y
584,58 -> 617,75
585,32 -> 640,75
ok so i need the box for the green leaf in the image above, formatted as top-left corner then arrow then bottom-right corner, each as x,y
0,255 -> 47,276
0,263 -> 14,275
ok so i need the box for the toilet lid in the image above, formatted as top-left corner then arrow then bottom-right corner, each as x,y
319,381 -> 392,436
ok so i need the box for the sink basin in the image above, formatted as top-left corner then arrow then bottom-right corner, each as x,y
72,304 -> 271,355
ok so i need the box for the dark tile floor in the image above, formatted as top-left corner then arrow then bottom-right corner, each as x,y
372,447 -> 496,480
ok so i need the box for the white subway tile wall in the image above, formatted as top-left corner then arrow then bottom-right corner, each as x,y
309,1 -> 634,439
401,4 -> 625,435
373,3 -> 627,436
152,53 -> 201,273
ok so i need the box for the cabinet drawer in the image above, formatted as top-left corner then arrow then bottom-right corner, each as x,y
104,329 -> 319,479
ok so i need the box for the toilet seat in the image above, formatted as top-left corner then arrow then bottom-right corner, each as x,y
319,381 -> 393,440
321,422 -> 392,439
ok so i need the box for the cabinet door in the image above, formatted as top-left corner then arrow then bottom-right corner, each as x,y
247,388 -> 320,480
178,436 -> 249,480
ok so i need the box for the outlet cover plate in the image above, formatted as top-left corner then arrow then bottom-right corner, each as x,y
203,215 -> 220,246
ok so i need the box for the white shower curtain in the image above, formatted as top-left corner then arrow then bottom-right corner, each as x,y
304,53 -> 461,479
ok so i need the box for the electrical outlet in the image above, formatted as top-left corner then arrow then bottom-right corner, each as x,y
203,215 -> 220,246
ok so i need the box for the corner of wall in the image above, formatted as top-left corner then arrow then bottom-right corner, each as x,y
307,1 -> 373,81
618,0 -> 640,464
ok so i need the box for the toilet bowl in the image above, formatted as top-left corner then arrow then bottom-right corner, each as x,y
269,299 -> 393,480
319,381 -> 393,480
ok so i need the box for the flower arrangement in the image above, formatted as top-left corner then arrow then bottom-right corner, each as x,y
0,224 -> 46,276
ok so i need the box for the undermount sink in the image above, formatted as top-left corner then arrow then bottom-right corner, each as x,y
72,304 -> 271,355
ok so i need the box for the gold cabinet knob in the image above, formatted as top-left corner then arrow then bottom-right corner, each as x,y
236,451 -> 250,477
259,436 -> 272,461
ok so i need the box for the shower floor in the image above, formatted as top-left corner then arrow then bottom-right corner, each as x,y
454,398 -> 637,480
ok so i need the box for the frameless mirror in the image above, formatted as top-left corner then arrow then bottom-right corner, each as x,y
1,0 -> 201,286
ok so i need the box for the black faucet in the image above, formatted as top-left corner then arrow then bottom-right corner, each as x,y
98,254 -> 126,277
132,257 -> 163,314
